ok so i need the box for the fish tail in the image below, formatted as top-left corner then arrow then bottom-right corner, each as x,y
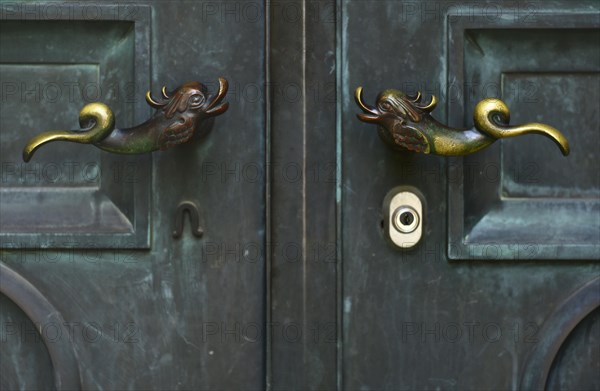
473,98 -> 569,156
23,103 -> 115,162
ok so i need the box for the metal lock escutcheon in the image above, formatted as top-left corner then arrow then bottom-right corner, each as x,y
383,186 -> 424,249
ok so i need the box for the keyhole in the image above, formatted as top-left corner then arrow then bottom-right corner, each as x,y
385,188 -> 424,248
392,206 -> 419,234
399,211 -> 414,226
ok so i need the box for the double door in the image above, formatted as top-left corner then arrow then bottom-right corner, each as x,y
1,1 -> 598,389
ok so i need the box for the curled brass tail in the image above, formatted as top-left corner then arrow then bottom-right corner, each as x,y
473,98 -> 570,156
23,103 -> 115,162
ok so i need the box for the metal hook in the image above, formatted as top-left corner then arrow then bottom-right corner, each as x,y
172,201 -> 203,239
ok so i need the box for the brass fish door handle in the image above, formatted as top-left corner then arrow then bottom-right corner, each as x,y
355,87 -> 570,156
23,78 -> 229,162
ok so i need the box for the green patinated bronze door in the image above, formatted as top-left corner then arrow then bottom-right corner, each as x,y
268,0 -> 600,389
1,1 -> 599,390
1,2 -> 266,389
336,1 -> 600,390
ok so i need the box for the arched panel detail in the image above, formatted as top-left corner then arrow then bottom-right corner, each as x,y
0,262 -> 81,390
520,276 -> 600,390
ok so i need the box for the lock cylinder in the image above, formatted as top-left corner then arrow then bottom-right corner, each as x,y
383,187 -> 424,249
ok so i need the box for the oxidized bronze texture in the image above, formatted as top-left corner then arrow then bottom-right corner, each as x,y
355,87 -> 570,156
23,78 -> 229,161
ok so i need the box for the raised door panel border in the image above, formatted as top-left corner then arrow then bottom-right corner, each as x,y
446,13 -> 600,260
0,4 -> 151,249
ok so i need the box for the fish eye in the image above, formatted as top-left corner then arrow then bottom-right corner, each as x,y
379,101 -> 392,112
189,95 -> 204,105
